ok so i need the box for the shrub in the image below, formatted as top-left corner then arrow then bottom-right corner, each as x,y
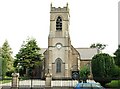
80,65 -> 90,82
6,70 -> 14,77
92,53 -> 115,86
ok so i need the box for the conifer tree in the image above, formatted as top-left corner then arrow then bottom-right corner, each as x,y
15,38 -> 43,76
1,40 -> 14,78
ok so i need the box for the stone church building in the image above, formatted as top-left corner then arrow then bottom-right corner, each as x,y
39,4 -> 97,79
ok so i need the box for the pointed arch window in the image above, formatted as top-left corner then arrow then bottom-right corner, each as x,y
56,16 -> 62,31
56,58 -> 62,73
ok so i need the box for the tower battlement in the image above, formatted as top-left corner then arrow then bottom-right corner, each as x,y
50,3 -> 69,13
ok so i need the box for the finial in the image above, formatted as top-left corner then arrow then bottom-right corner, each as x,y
48,68 -> 50,74
51,3 -> 52,8
66,3 -> 69,11
66,3 -> 68,8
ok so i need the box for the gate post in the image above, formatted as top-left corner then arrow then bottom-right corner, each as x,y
45,69 -> 52,87
11,73 -> 19,89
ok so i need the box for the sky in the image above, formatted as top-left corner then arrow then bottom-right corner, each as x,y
0,0 -> 119,56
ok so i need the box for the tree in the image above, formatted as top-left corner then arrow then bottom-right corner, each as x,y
1,40 -> 14,78
92,53 -> 115,86
114,45 -> 120,67
14,38 -> 43,77
110,65 -> 120,79
0,47 -> 2,78
90,43 -> 106,53
79,65 -> 90,83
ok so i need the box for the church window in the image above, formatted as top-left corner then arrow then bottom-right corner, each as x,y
56,59 -> 62,73
56,16 -> 62,31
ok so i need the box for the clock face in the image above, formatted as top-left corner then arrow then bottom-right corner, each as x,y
56,43 -> 62,49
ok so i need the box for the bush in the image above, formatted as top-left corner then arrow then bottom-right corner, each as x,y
79,66 -> 90,82
92,53 -> 115,86
106,80 -> 120,88
110,65 -> 120,79
6,70 -> 14,77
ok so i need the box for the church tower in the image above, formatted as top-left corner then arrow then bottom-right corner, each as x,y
44,3 -> 79,79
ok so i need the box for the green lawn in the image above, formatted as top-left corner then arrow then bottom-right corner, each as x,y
106,80 -> 120,88
0,79 -> 12,84
0,76 -> 12,84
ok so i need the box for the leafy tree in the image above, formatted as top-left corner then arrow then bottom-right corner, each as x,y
79,65 -> 90,83
92,53 -> 115,86
1,40 -> 14,78
0,47 -> 2,78
90,43 -> 106,53
114,45 -> 120,67
14,38 -> 43,77
110,65 -> 120,79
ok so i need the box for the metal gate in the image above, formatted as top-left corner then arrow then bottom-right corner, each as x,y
18,77 -> 45,89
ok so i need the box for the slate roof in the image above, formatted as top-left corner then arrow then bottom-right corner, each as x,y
40,48 -> 98,60
76,48 -> 98,60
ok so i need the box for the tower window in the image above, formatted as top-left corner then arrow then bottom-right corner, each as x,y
56,58 -> 62,73
56,16 -> 62,31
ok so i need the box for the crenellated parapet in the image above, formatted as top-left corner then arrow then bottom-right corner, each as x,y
50,3 -> 69,13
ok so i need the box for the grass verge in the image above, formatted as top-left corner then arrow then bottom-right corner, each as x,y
106,80 -> 120,88
0,79 -> 12,84
0,76 -> 12,84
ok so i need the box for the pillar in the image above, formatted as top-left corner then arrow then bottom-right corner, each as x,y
11,73 -> 19,89
45,69 -> 52,87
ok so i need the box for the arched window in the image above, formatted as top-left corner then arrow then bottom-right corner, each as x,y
56,59 -> 62,73
56,16 -> 62,31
